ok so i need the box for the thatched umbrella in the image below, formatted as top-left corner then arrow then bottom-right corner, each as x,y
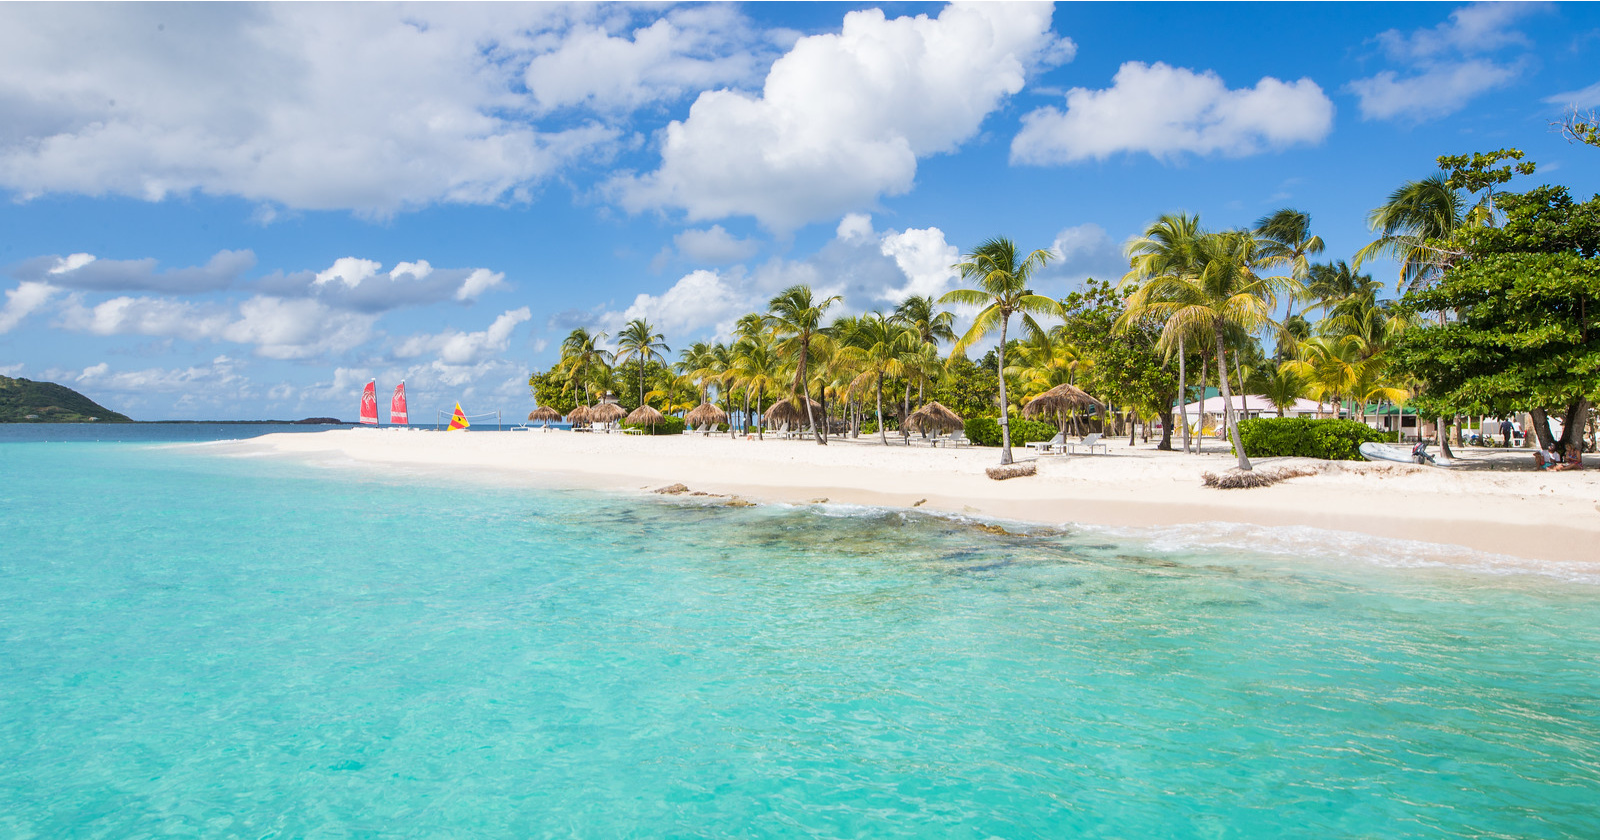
1022,383 -> 1102,435
589,402 -> 626,427
685,402 -> 727,429
625,404 -> 663,427
568,404 -> 593,427
764,396 -> 822,431
528,406 -> 562,429
907,401 -> 964,434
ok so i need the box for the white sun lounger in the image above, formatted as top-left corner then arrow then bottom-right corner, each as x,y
1025,432 -> 1066,454
1065,432 -> 1107,454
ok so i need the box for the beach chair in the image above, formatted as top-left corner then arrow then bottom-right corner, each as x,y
1026,431 -> 1066,454
945,430 -> 971,448
1065,432 -> 1107,454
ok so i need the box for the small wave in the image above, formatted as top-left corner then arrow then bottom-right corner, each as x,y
1077,521 -> 1600,586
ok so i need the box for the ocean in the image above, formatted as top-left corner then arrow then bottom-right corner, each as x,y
2,425 -> 1597,837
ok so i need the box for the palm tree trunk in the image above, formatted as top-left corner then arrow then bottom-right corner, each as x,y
1234,350 -> 1249,421
997,314 -> 1013,465
798,338 -> 822,445
1215,326 -> 1251,471
757,385 -> 765,441
1177,333 -> 1190,454
876,374 -> 887,446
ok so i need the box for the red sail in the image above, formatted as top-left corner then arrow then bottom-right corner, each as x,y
359,380 -> 378,425
391,381 -> 408,425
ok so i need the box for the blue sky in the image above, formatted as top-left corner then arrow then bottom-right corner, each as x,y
0,1 -> 1596,421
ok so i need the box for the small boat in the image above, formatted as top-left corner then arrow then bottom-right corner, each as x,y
1360,441 -> 1455,466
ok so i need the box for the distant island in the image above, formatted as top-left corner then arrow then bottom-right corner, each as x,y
0,375 -> 132,423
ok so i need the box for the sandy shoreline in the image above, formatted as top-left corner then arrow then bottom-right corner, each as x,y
208,428 -> 1600,570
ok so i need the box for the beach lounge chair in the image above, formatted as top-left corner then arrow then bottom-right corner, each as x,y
1065,432 -> 1107,454
1026,432 -> 1066,454
946,430 -> 971,448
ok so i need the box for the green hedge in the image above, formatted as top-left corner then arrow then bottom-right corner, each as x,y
1237,417 -> 1388,460
622,415 -> 687,436
963,416 -> 1060,447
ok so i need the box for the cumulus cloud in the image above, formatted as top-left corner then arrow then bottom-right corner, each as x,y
618,269 -> 751,337
0,281 -> 59,333
1012,62 -> 1333,164
879,228 -> 959,303
393,307 -> 532,365
59,293 -> 376,360
673,225 -> 760,265
614,3 -> 1071,231
265,256 -> 507,312
13,249 -> 255,293
75,354 -> 250,395
1049,223 -> 1127,285
525,6 -> 768,113
1349,2 -> 1544,121
0,4 -> 617,215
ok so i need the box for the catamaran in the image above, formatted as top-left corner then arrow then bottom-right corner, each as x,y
360,380 -> 378,425
391,381 -> 408,425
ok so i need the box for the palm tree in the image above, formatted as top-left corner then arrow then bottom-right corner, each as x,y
558,328 -> 613,406
1254,208 -> 1323,322
891,295 -> 958,346
767,285 -> 841,445
1305,261 -> 1381,313
1250,365 -> 1309,417
839,313 -> 918,445
729,333 -> 781,439
941,238 -> 1062,465
1123,230 -> 1290,470
1352,175 -> 1469,293
1121,213 -> 1206,454
616,318 -> 669,410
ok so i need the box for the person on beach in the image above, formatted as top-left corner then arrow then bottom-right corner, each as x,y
1534,445 -> 1561,469
1500,418 -> 1512,447
1550,446 -> 1584,472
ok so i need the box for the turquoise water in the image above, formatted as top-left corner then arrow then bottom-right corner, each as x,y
2,437 -> 1598,837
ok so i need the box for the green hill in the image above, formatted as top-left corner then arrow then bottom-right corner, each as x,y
0,376 -> 132,422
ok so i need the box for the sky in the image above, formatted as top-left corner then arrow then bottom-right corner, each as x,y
0,1 -> 1596,421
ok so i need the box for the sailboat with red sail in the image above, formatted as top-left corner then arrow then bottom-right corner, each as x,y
359,380 -> 378,425
391,381 -> 408,425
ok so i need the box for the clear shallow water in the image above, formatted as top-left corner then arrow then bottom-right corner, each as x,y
2,440 -> 1598,838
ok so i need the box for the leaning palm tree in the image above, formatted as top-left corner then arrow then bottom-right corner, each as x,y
1352,175 -> 1469,293
1123,230 -> 1290,471
729,333 -> 781,439
767,285 -> 841,445
616,318 -> 669,410
1120,213 -> 1206,454
940,238 -> 1062,465
1253,208 -> 1322,322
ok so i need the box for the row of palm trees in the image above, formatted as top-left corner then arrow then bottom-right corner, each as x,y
539,157 -> 1506,468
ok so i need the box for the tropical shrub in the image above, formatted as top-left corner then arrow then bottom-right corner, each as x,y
1237,417 -> 1388,460
622,415 -> 687,436
964,417 -> 1059,447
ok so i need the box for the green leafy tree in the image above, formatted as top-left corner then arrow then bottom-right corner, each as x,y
1065,278 -> 1178,448
1393,183 -> 1600,452
557,328 -> 613,405
933,355 -> 998,420
839,312 -> 918,445
941,238 -> 1062,465
1122,213 -> 1207,453
527,368 -> 577,415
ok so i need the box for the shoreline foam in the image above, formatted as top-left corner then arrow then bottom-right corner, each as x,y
201,428 -> 1600,577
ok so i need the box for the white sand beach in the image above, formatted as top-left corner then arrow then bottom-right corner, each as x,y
216,428 -> 1600,569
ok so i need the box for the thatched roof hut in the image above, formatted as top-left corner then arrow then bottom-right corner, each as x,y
684,402 -> 727,428
764,396 -> 822,429
589,402 -> 626,424
625,404 -> 663,426
528,406 -> 563,423
1022,383 -> 1101,430
568,404 -> 593,425
907,401 -> 964,434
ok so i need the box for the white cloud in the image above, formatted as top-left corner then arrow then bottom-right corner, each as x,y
619,269 -> 751,337
879,227 -> 959,303
1048,223 -> 1126,285
15,249 -> 255,293
614,3 -> 1070,231
1349,3 -> 1545,122
0,4 -> 617,215
1011,62 -> 1333,164
673,225 -> 760,265
1349,60 -> 1520,121
58,293 -> 375,360
74,355 -> 252,399
1545,80 -> 1600,110
0,281 -> 59,333
524,6 -> 767,113
0,362 -> 23,377
275,257 -> 506,312
393,307 -> 531,365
